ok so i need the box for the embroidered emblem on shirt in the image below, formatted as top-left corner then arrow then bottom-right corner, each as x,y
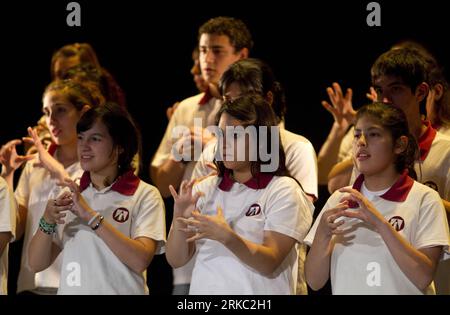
388,216 -> 405,232
113,207 -> 130,223
246,204 -> 261,217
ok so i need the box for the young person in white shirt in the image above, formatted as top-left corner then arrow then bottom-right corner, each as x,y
0,176 -> 15,295
191,58 -> 317,294
28,103 -> 166,294
305,102 -> 450,295
166,94 -> 313,294
150,16 -> 253,295
0,79 -> 102,294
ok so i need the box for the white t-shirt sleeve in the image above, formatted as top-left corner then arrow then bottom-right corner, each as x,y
0,177 -> 16,241
131,185 -> 167,255
14,159 -> 34,207
413,189 -> 450,253
151,108 -> 180,168
264,178 -> 313,242
286,140 -> 318,199
191,140 -> 216,181
338,127 -> 354,163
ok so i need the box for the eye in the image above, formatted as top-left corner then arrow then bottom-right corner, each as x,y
369,132 -> 380,137
354,132 -> 361,139
77,134 -> 83,140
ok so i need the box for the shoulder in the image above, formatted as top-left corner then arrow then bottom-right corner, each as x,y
176,93 -> 205,110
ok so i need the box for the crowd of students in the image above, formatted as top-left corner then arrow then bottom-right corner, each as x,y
0,16 -> 449,295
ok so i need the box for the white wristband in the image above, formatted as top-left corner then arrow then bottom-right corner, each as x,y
87,212 -> 100,226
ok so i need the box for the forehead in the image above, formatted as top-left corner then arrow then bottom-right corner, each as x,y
374,75 -> 406,87
218,112 -> 243,127
199,33 -> 233,49
43,91 -> 69,106
81,119 -> 109,135
355,115 -> 383,128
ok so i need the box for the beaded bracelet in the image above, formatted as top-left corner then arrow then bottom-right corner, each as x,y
91,215 -> 104,231
39,216 -> 57,235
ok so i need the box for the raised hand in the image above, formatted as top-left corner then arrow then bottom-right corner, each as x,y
43,191 -> 74,225
366,86 -> 378,102
24,127 -> 69,184
59,178 -> 96,223
321,82 -> 357,131
0,139 -> 34,176
316,202 -> 349,238
338,187 -> 386,229
177,206 -> 233,244
169,179 -> 204,218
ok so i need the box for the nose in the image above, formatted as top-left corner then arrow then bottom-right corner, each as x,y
379,92 -> 392,104
204,49 -> 214,64
191,60 -> 201,76
357,133 -> 367,147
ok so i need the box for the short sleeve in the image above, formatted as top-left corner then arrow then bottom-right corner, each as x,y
413,189 -> 450,253
264,178 -> 313,242
131,184 -> 167,255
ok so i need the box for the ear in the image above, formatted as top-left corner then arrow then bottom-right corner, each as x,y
415,82 -> 429,103
266,91 -> 274,106
237,47 -> 249,60
433,83 -> 444,101
394,135 -> 408,155
80,104 -> 91,115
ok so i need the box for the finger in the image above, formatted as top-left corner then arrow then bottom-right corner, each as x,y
217,206 -> 223,217
326,87 -> 337,105
192,191 -> 204,204
176,217 -> 201,226
186,232 -> 206,243
179,180 -> 188,195
341,210 -> 364,220
321,101 -> 336,115
333,82 -> 343,99
345,88 -> 353,102
169,185 -> 179,200
328,219 -> 345,230
205,162 -> 217,171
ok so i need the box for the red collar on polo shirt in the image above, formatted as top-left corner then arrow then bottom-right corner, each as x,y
48,143 -> 58,156
79,170 -> 140,196
351,169 -> 414,204
218,169 -> 274,191
418,120 -> 437,161
198,88 -> 213,105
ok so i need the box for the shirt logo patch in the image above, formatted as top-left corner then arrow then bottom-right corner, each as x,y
423,181 -> 438,192
113,207 -> 130,223
246,204 -> 261,217
388,216 -> 405,232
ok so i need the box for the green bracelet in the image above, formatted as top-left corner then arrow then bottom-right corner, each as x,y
39,216 -> 57,235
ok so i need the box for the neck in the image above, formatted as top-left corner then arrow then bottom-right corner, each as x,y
232,168 -> 252,184
208,83 -> 221,99
364,167 -> 399,191
56,143 -> 78,168
90,165 -> 119,190
409,116 -> 427,140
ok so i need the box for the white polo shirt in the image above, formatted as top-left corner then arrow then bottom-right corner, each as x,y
14,144 -> 83,294
0,177 -> 15,295
191,127 -> 318,294
151,91 -> 221,286
56,171 -> 166,295
349,122 -> 450,200
304,172 -> 450,295
188,171 -> 313,295
151,91 -> 222,183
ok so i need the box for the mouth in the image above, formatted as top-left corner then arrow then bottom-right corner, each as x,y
51,128 -> 61,137
356,151 -> 371,161
80,154 -> 94,162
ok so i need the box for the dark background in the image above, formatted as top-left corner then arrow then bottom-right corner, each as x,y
2,0 -> 449,295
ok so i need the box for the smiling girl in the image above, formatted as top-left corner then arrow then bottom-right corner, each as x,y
304,102 -> 450,294
28,103 -> 166,294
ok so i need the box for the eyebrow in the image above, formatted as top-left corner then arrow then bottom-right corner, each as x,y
199,45 -> 225,49
354,126 -> 382,132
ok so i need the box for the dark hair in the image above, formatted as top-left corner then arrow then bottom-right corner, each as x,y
51,43 -> 127,108
44,79 -> 104,110
214,94 -> 286,178
356,102 -> 418,179
76,102 -> 141,175
219,58 -> 286,123
198,17 -> 253,52
371,48 -> 429,92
